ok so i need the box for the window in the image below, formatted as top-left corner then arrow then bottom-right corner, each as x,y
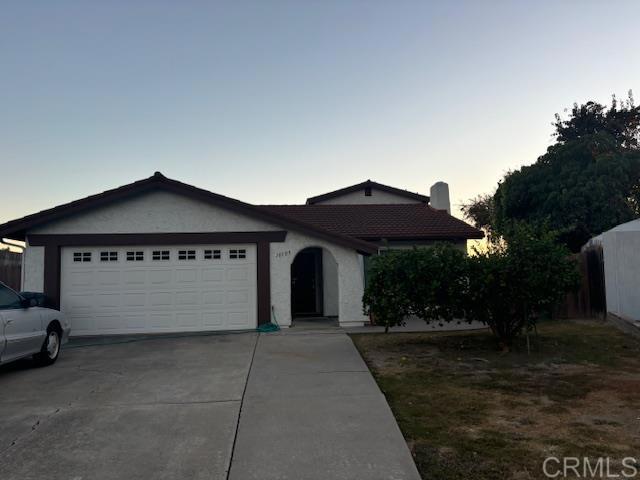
178,250 -> 196,260
100,251 -> 118,262
73,252 -> 92,262
364,186 -> 372,196
126,251 -> 144,262
229,249 -> 246,259
0,284 -> 22,310
204,249 -> 221,260
152,250 -> 170,261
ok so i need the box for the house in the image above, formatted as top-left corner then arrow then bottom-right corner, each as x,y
0,173 -> 482,336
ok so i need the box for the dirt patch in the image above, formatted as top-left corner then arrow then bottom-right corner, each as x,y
351,320 -> 640,480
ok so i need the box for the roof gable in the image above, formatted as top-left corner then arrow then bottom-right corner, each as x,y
306,180 -> 429,205
0,172 -> 377,254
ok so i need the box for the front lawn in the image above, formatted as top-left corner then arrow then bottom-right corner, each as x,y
351,320 -> 640,480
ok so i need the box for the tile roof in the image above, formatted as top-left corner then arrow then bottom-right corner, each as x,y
259,204 -> 483,240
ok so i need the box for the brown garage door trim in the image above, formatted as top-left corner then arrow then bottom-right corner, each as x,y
29,231 -> 287,327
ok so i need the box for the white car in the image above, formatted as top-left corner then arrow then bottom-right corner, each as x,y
0,282 -> 70,366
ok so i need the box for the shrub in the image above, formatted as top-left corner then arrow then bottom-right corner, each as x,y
363,244 -> 468,332
466,224 -> 579,349
363,226 -> 579,349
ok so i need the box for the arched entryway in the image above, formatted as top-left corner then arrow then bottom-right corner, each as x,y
291,247 -> 338,319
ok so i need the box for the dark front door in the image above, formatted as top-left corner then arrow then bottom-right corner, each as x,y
291,248 -> 323,316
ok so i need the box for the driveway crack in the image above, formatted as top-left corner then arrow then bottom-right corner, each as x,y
225,332 -> 259,480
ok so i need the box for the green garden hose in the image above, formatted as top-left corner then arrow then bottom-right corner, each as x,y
256,306 -> 281,333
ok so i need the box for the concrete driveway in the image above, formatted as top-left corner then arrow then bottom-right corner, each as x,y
0,331 -> 420,480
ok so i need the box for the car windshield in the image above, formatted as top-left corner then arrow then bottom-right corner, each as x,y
0,284 -> 22,309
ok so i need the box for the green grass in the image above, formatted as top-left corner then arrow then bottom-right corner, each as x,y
351,320 -> 640,480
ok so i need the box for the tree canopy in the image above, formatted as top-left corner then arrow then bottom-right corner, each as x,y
462,92 -> 640,252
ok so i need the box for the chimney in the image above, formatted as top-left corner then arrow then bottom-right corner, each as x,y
430,181 -> 451,214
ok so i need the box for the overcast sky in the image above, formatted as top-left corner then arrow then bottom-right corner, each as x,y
1,0 -> 639,223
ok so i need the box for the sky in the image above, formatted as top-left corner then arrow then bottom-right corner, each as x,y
1,0 -> 639,226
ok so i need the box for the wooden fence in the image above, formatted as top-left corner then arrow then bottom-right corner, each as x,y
0,249 -> 22,291
557,246 -> 606,319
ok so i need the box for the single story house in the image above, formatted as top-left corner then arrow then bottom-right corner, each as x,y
0,173 -> 482,336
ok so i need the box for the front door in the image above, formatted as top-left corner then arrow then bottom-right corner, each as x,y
291,248 -> 323,316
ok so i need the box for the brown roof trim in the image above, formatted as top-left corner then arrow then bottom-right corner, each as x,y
306,180 -> 429,204
27,231 -> 288,247
0,172 -> 377,255
357,234 -> 484,241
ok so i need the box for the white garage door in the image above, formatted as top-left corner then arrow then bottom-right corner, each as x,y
60,244 -> 257,336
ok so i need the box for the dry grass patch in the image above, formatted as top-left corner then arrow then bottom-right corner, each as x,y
351,320 -> 640,480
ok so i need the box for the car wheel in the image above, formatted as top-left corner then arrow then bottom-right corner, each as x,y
34,326 -> 61,366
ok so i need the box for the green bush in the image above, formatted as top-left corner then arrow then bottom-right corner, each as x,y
363,244 -> 469,333
466,224 -> 579,349
363,226 -> 579,348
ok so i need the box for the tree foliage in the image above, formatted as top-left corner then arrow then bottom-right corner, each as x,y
466,224 -> 579,349
363,227 -> 578,349
462,92 -> 640,252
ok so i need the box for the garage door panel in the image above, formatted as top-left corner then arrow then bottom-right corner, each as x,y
203,312 -> 225,327
68,314 -> 93,330
149,313 -> 174,328
96,270 -> 120,286
202,268 -> 224,282
149,292 -> 174,307
175,291 -> 199,306
176,269 -> 198,283
68,271 -> 93,287
227,267 -> 250,282
66,294 -> 94,310
95,314 -> 123,331
149,270 -> 172,284
123,270 -> 147,285
61,244 -> 257,336
127,314 -> 147,329
228,311 -> 251,327
96,292 -> 120,306
123,293 -> 147,307
228,289 -> 249,304
202,291 -> 225,305
177,312 -> 199,327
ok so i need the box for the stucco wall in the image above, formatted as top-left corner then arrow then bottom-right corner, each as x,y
313,188 -> 423,205
270,231 -> 368,327
21,244 -> 44,291
322,249 -> 339,317
31,190 -> 281,234
603,231 -> 640,320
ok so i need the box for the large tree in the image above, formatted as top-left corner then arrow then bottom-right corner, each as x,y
463,92 -> 640,251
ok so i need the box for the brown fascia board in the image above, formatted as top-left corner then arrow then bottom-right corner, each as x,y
306,180 -> 430,205
0,172 -> 378,255
357,233 -> 485,242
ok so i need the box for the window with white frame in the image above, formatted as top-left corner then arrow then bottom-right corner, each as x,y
100,251 -> 118,262
204,249 -> 221,260
126,251 -> 144,262
73,252 -> 92,262
229,249 -> 246,259
178,250 -> 196,260
152,250 -> 170,261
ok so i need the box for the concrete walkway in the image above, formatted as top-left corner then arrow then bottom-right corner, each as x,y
230,331 -> 421,480
0,331 -> 420,480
